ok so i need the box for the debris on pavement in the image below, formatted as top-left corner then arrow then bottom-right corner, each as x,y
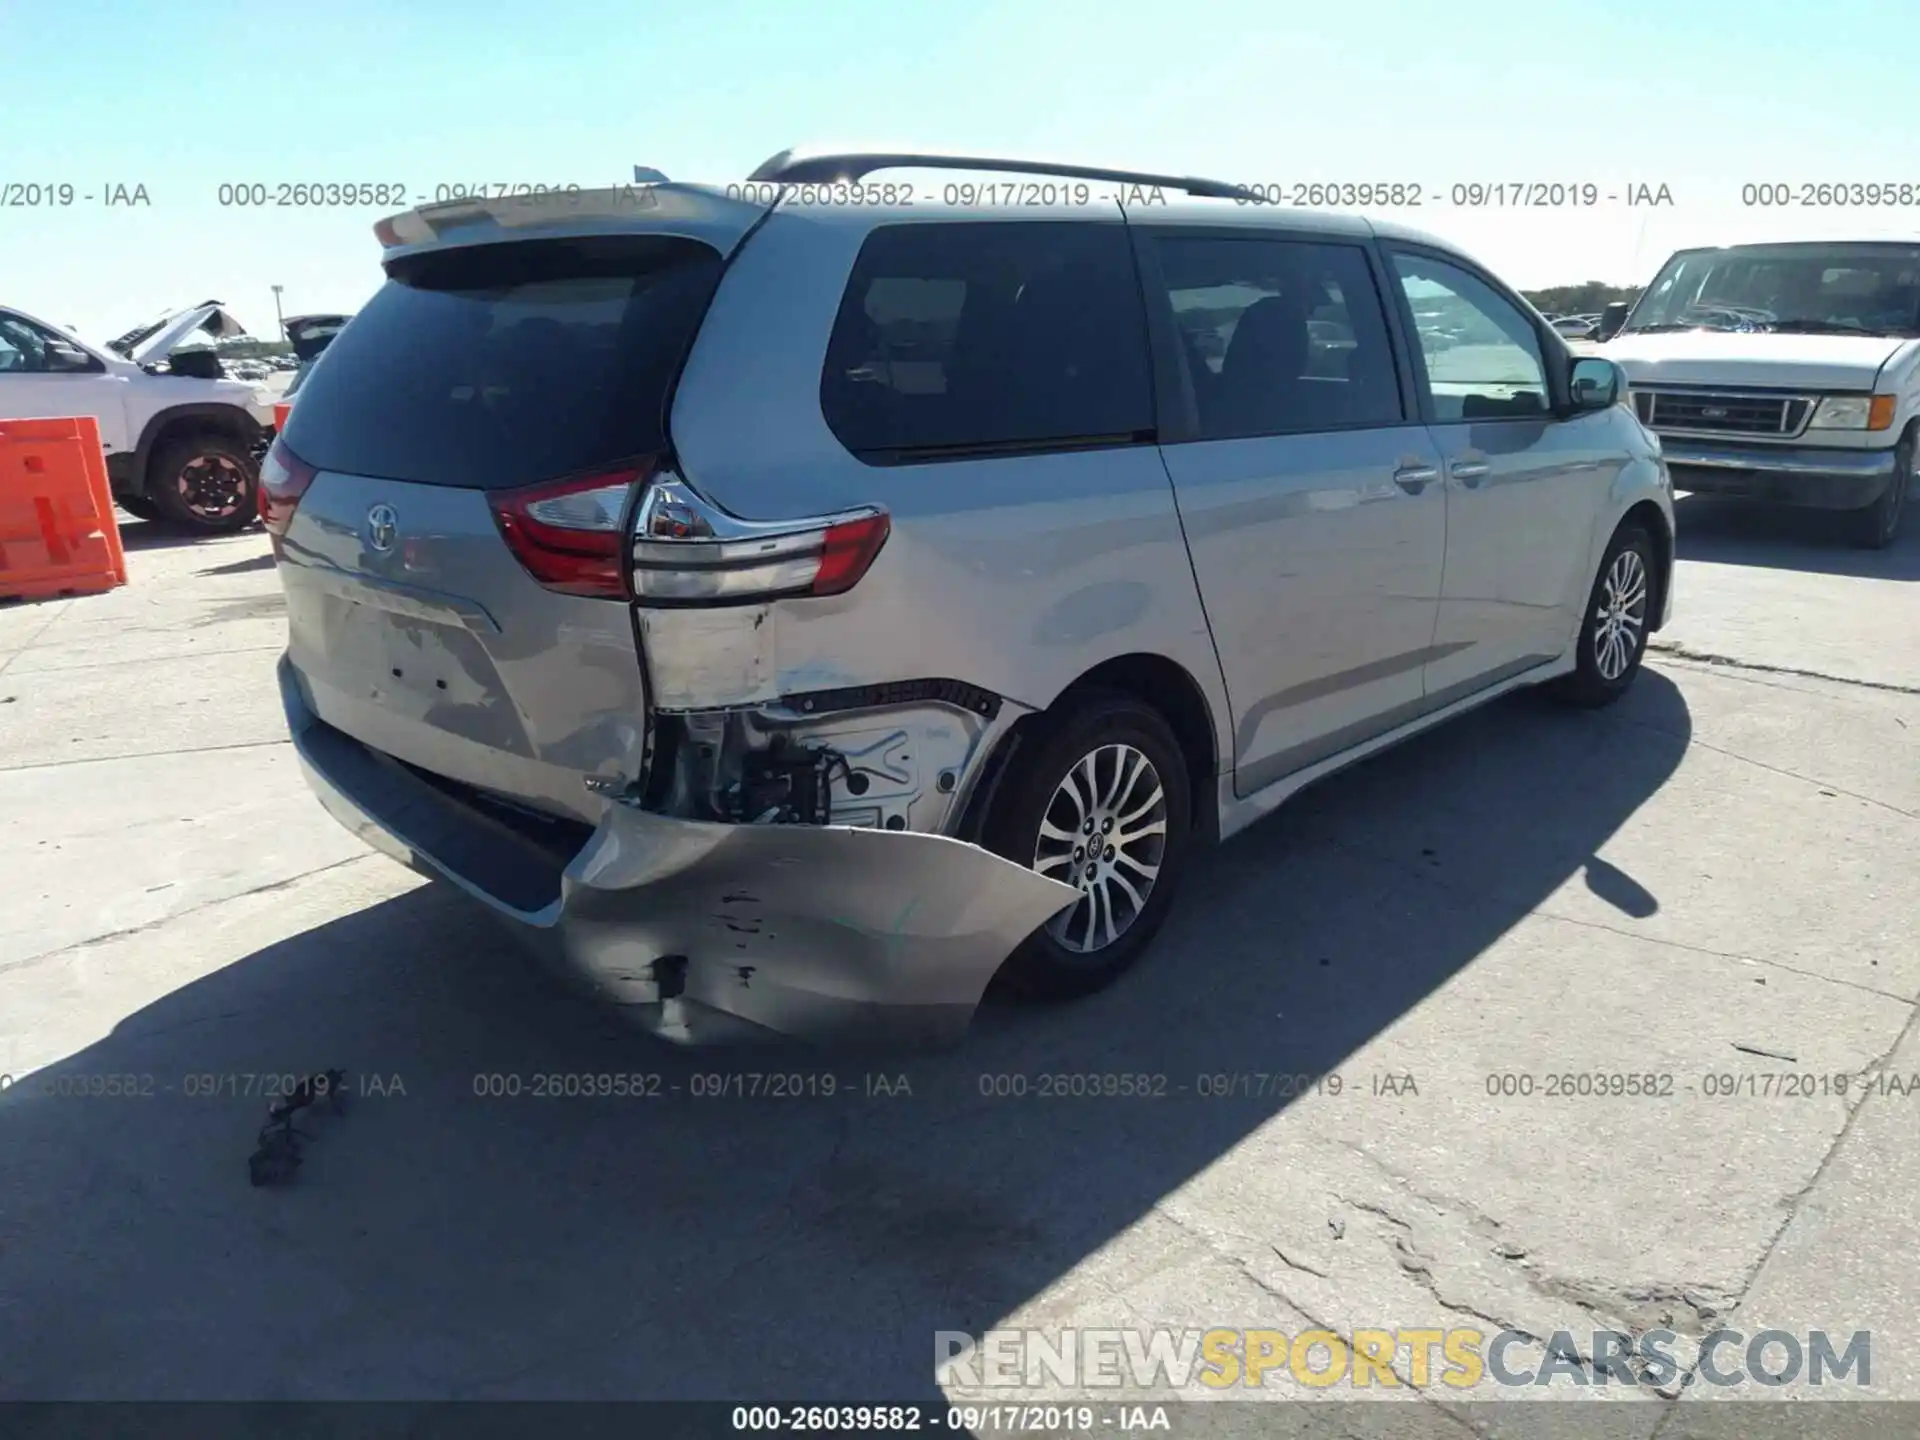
247,1068 -> 348,1187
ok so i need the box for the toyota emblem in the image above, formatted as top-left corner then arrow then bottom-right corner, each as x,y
367,503 -> 399,552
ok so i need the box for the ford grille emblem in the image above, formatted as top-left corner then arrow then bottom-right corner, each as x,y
1700,406 -> 1728,420
367,504 -> 399,553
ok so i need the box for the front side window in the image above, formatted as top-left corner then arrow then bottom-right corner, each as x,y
820,222 -> 1154,462
1391,253 -> 1549,422
0,314 -> 54,373
1152,235 -> 1403,440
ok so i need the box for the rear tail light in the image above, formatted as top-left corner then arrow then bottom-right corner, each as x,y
488,465 -> 651,599
489,466 -> 890,605
630,480 -> 890,604
259,438 -> 318,538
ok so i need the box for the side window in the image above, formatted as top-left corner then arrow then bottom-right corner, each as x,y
819,222 -> 1154,461
1390,253 -> 1549,422
0,315 -> 52,373
1151,236 -> 1403,441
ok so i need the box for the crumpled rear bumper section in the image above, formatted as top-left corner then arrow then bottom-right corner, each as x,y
280,657 -> 1079,1046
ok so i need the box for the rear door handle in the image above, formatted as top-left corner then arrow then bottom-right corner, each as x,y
1449,460 -> 1491,486
1393,464 -> 1439,494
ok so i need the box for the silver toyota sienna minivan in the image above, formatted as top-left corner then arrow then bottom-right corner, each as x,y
265,148 -> 1675,1045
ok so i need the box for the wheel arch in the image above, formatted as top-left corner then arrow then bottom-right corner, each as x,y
956,651 -> 1222,848
1618,497 -> 1674,633
133,403 -> 263,496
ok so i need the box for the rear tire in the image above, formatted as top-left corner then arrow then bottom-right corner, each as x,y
1549,522 -> 1656,709
1845,431 -> 1912,550
147,432 -> 259,535
982,692 -> 1194,1000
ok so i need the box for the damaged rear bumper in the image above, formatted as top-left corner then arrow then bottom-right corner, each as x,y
279,656 -> 1077,1046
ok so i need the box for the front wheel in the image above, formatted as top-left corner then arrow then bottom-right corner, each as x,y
982,693 -> 1194,1000
1549,523 -> 1656,709
1845,432 -> 1912,550
147,433 -> 260,535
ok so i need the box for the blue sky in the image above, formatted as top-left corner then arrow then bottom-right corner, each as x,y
3,0 -> 1917,343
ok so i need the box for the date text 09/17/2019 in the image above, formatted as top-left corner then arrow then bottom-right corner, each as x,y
728,1403 -> 1171,1432
1482,1070 -> 1920,1100
732,180 -> 1678,210
5,178 -> 1683,212
0,1071 -> 405,1100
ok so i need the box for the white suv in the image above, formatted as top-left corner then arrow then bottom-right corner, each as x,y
1599,240 -> 1919,548
0,301 -> 276,533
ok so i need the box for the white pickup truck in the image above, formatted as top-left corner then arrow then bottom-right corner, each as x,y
1597,240 -> 1919,548
0,301 -> 277,534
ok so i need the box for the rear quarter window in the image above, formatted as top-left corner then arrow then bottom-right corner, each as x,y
819,221 -> 1154,462
283,235 -> 722,489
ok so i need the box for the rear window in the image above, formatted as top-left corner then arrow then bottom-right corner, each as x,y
282,235 -> 723,489
820,221 -> 1154,462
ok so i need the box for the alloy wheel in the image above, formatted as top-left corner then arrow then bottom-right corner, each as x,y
1032,743 -> 1168,954
176,453 -> 251,523
1593,547 -> 1649,682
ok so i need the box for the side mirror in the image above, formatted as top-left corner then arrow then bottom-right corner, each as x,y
1595,301 -> 1631,342
1569,357 -> 1623,412
44,341 -> 96,373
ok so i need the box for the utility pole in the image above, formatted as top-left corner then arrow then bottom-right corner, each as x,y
270,285 -> 286,343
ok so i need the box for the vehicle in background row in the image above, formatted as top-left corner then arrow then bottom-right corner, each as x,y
266,148 -> 1674,1046
1598,239 -> 1920,547
1552,314 -> 1600,339
103,299 -> 248,363
0,300 -> 275,533
280,314 -> 353,402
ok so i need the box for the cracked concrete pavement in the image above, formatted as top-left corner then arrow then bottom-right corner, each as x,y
0,498 -> 1915,1432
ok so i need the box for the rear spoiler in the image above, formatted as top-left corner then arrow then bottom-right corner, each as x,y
372,184 -> 774,266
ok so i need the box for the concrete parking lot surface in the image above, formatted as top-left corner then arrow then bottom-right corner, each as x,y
2,494 -> 1916,1433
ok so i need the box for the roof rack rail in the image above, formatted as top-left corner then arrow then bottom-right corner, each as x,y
746,147 -> 1262,202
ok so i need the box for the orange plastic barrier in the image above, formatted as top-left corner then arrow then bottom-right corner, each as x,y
0,416 -> 128,602
273,401 -> 292,432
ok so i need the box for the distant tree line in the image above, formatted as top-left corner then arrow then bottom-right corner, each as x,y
1521,282 -> 1642,316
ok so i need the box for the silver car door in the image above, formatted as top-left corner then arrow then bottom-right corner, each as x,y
1140,228 -> 1447,798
